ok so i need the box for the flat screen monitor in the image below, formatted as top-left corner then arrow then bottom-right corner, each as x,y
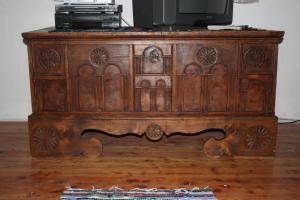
133,0 -> 233,28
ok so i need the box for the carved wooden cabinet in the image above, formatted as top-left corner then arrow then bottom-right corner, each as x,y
23,28 -> 284,157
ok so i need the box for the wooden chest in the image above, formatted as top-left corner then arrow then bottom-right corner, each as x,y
23,28 -> 284,158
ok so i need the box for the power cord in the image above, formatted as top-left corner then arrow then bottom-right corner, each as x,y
278,118 -> 300,124
121,17 -> 132,27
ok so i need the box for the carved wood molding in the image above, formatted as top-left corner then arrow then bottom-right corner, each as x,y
203,125 -> 240,158
39,49 -> 61,69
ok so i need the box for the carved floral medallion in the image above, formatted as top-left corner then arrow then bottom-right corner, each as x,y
89,48 -> 109,67
39,49 -> 61,69
244,47 -> 266,68
196,47 -> 218,66
245,126 -> 272,150
145,124 -> 163,141
32,127 -> 59,154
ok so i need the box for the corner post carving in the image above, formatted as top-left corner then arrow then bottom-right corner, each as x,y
203,126 -> 240,158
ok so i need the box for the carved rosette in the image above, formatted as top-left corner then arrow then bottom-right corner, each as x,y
145,124 -> 164,141
89,48 -> 109,67
32,127 -> 59,155
196,47 -> 218,66
244,47 -> 266,69
39,49 -> 61,69
245,126 -> 272,150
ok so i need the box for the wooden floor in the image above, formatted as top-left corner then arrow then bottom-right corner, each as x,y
0,122 -> 299,200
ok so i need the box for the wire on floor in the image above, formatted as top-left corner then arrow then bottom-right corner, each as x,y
278,118 -> 300,124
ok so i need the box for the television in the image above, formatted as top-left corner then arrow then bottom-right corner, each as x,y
132,0 -> 234,28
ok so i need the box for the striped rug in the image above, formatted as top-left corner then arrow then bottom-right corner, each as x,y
60,187 -> 217,200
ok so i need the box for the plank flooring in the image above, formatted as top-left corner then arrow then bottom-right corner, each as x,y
0,122 -> 299,200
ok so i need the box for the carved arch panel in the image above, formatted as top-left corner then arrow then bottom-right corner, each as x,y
176,43 -> 237,113
78,65 -> 97,111
103,65 -> 124,112
207,64 -> 229,112
240,77 -> 273,113
182,64 -> 203,112
69,44 -> 131,112
135,77 -> 171,112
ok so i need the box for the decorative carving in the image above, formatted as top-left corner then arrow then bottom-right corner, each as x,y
80,133 -> 103,157
39,49 -> 61,69
32,127 -> 59,155
150,49 -> 161,63
224,125 -> 240,136
104,65 -> 124,112
245,126 -> 272,150
89,48 -> 109,67
141,80 -> 151,88
156,79 -> 166,88
203,134 -> 239,159
145,124 -> 163,141
196,47 -> 218,66
184,64 -> 202,75
244,47 -> 266,68
203,138 -> 225,159
146,47 -> 161,64
143,46 -> 164,74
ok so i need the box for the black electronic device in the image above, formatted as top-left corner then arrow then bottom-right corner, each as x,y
132,0 -> 233,28
55,4 -> 122,29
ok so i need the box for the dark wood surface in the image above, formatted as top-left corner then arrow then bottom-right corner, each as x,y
0,122 -> 299,200
23,28 -> 284,157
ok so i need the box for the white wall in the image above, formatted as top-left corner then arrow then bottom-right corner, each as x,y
0,0 -> 299,120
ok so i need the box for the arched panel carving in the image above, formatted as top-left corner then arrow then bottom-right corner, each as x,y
183,64 -> 202,111
207,64 -> 228,112
184,63 -> 202,75
156,79 -> 167,112
104,65 -> 124,112
78,65 -> 97,111
240,78 -> 273,113
140,80 -> 151,112
143,46 -> 164,74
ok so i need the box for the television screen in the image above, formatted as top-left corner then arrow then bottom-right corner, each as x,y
133,0 -> 233,28
178,0 -> 227,14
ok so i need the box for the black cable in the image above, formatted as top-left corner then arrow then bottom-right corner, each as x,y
278,119 -> 300,124
121,17 -> 132,27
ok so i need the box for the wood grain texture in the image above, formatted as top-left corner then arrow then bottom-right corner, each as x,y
0,122 -> 299,200
22,29 -> 284,157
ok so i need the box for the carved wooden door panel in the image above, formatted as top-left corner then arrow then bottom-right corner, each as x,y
134,45 -> 172,112
32,45 -> 67,112
175,42 -> 238,113
68,45 -> 131,112
239,44 -> 276,114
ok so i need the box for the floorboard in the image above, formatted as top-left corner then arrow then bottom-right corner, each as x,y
0,122 -> 299,200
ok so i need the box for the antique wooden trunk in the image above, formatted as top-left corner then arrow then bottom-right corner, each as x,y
22,28 -> 284,157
